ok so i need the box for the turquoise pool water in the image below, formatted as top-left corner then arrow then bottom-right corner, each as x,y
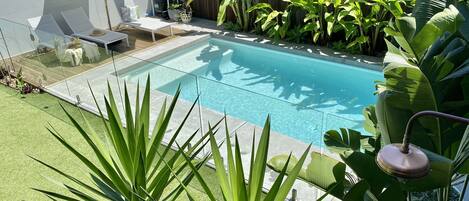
120,38 -> 382,145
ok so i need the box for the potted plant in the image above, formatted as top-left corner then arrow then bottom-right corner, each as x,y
179,0 -> 193,23
168,3 -> 183,21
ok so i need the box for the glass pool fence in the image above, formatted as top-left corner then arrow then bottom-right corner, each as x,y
0,18 -> 367,155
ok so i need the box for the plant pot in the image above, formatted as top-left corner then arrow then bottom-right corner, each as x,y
168,9 -> 182,21
180,11 -> 192,23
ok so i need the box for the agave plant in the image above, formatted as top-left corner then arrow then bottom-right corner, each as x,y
30,77 -> 216,200
182,116 -> 312,201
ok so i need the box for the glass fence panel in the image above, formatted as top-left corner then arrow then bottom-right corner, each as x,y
0,18 -> 112,101
0,18 -> 71,97
114,53 -> 200,102
0,19 -> 35,58
325,113 -> 367,134
321,113 -> 369,154
0,17 -> 370,155
113,54 -> 203,146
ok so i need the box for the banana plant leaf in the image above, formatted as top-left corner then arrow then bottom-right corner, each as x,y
410,5 -> 464,59
400,149 -> 453,192
412,0 -> 449,32
268,152 -> 346,199
378,5 -> 469,159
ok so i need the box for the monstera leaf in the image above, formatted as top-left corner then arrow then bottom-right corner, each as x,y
324,128 -> 363,153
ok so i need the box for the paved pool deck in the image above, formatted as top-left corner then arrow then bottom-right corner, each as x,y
45,18 -> 384,201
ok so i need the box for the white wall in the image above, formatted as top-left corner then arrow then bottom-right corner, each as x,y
0,0 -> 152,56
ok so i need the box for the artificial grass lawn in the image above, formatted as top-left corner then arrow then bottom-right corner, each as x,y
0,85 -> 221,200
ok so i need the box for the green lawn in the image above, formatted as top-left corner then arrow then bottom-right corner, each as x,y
0,85 -> 221,200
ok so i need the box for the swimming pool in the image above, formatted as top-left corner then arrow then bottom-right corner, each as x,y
120,38 -> 383,145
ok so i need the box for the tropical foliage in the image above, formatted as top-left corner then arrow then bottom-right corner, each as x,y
269,107 -> 467,200
30,78 -> 214,200
183,117 -> 312,201
377,3 -> 469,158
223,0 -> 413,55
375,1 -> 469,199
217,0 -> 253,31
268,1 -> 469,200
247,3 -> 293,41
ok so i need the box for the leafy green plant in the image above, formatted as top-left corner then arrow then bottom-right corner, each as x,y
378,3 -> 469,164
268,151 -> 349,199
247,3 -> 292,41
14,67 -> 32,94
218,0 -> 253,32
265,2 -> 469,200
30,77 -> 214,200
286,26 -> 307,43
221,0 -> 412,55
331,41 -> 360,54
169,3 -> 183,9
286,0 -> 341,45
335,0 -> 412,55
223,22 -> 242,32
376,2 -> 469,199
268,106 -> 459,200
183,117 -> 312,201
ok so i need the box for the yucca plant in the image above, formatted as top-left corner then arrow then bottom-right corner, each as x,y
30,77 -> 216,200
182,116 -> 312,201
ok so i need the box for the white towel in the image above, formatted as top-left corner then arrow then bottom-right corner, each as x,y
64,48 -> 83,66
54,38 -> 84,66
81,42 -> 101,62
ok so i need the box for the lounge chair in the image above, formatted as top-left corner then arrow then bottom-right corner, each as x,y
120,15 -> 174,42
61,8 -> 129,53
27,15 -> 101,63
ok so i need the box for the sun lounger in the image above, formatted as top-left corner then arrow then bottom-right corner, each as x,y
61,8 -> 129,53
27,15 -> 101,62
120,17 -> 173,42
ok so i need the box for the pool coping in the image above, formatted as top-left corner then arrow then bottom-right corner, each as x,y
210,34 -> 383,72
172,17 -> 383,69
113,33 -> 382,77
